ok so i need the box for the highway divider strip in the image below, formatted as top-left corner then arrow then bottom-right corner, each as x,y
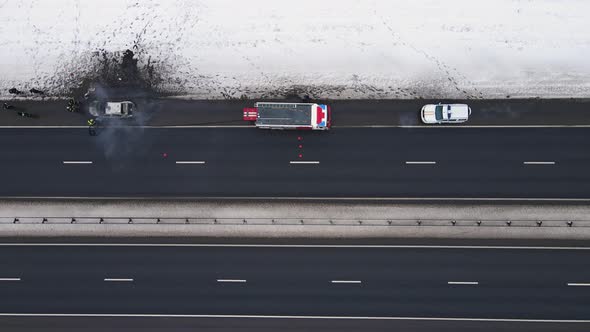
1,217 -> 588,228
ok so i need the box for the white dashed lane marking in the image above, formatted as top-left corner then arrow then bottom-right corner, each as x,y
175,161 -> 206,164
290,161 -> 320,165
331,280 -> 362,284
523,161 -> 556,165
405,161 -> 436,165
217,279 -> 247,283
448,281 -> 479,285
104,278 -> 134,282
62,161 -> 93,165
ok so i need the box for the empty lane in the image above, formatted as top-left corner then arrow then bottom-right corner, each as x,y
0,127 -> 589,198
0,244 -> 589,320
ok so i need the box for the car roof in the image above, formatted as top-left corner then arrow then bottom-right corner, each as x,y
447,104 -> 469,119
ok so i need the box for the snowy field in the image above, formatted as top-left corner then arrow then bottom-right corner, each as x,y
1,0 -> 589,99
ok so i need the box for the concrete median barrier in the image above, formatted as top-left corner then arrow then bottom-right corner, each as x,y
1,199 -> 590,239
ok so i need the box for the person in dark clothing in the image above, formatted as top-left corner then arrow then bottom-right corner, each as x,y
66,98 -> 80,112
17,111 -> 34,118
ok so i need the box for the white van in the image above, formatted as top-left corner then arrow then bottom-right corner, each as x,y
421,103 -> 471,124
88,101 -> 135,118
105,101 -> 135,118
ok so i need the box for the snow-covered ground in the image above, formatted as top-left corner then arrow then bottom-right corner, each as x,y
1,0 -> 589,99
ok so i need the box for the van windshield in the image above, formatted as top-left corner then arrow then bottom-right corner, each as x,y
435,105 -> 443,120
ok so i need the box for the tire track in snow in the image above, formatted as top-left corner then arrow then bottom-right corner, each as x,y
377,12 -> 484,99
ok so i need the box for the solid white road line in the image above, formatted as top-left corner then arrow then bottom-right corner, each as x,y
0,126 -> 89,129
448,281 -> 479,285
217,279 -> 247,283
331,280 -> 362,284
149,126 -> 252,128
567,283 -> 590,287
2,196 -> 590,201
405,161 -> 436,165
337,125 -> 590,128
0,313 -> 587,323
175,161 -> 206,164
104,278 -> 134,282
62,161 -> 93,165
1,244 -> 590,250
3,124 -> 590,129
0,278 -> 21,281
523,161 -> 556,165
0,126 -> 253,129
290,161 -> 320,165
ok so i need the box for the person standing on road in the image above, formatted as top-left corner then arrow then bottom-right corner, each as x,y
87,118 -> 96,136
67,98 -> 80,113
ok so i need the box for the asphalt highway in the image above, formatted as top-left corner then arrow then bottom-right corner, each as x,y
0,243 -> 589,322
0,127 -> 589,198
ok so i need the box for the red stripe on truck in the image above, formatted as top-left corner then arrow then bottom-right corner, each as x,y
243,107 -> 258,121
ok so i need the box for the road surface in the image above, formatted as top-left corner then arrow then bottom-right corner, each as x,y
1,99 -> 590,127
0,243 -> 588,323
0,127 -> 589,199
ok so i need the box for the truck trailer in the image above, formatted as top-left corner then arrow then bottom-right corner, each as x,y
243,102 -> 331,130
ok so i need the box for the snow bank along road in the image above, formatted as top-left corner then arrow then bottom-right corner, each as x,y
0,127 -> 589,199
0,243 -> 589,322
2,0 -> 590,100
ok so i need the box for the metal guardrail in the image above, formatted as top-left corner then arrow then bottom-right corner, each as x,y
0,217 -> 588,227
